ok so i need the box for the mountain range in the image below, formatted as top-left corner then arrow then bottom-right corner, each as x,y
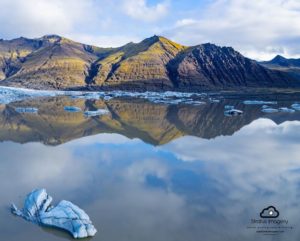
260,55 -> 300,80
0,35 -> 299,91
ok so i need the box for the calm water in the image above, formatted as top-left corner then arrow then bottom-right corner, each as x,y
0,94 -> 300,241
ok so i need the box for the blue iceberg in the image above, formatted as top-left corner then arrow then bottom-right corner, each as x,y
64,106 -> 82,112
11,189 -> 97,239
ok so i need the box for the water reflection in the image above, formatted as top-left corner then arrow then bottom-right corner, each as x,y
0,95 -> 300,240
0,95 -> 300,145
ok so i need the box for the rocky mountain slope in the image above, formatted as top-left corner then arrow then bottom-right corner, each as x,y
261,55 -> 300,80
0,35 -> 299,91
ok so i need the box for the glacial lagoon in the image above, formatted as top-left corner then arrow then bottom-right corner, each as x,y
0,87 -> 300,240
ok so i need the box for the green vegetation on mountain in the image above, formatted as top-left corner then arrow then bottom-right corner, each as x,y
0,35 -> 299,90
90,36 -> 186,89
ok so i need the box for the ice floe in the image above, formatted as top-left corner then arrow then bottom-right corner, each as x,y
64,106 -> 82,112
224,105 -> 234,110
209,98 -> 221,103
291,103 -> 300,111
278,107 -> 295,113
15,107 -> 38,113
224,109 -> 243,116
0,86 -> 68,104
243,100 -> 277,105
0,86 -> 211,106
11,189 -> 97,239
182,100 -> 206,105
84,109 -> 110,117
261,108 -> 279,113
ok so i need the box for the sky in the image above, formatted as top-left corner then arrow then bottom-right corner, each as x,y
1,0 -> 300,60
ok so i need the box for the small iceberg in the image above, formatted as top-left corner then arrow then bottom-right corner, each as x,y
243,100 -> 277,105
291,103 -> 300,111
84,109 -> 110,117
209,98 -> 220,103
278,107 -> 295,113
183,100 -> 206,105
11,189 -> 97,239
224,109 -> 243,116
261,108 -> 279,113
15,107 -> 38,114
224,105 -> 234,110
64,106 -> 82,112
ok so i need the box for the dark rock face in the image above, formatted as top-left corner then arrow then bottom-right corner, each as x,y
260,55 -> 300,81
262,55 -> 300,68
168,44 -> 295,89
0,35 -> 299,91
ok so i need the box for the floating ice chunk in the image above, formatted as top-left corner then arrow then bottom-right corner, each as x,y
209,98 -> 220,103
291,103 -> 300,111
64,106 -> 82,112
84,109 -> 110,117
11,204 -> 22,216
0,86 -> 214,106
183,100 -> 206,105
278,107 -> 295,113
261,108 -> 279,113
243,100 -> 277,105
103,96 -> 113,101
150,99 -> 184,105
0,86 -> 68,104
224,105 -> 234,110
80,93 -> 101,100
224,109 -> 243,116
11,189 -> 97,239
15,107 -> 38,113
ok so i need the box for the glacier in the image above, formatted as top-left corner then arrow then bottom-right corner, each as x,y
11,189 -> 97,239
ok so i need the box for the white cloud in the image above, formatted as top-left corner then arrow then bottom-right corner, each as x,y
161,119 -> 300,193
162,119 -> 300,163
66,133 -> 139,145
175,18 -> 198,27
68,33 -> 141,48
166,0 -> 300,60
0,0 -> 100,39
1,0 -> 300,59
122,0 -> 169,22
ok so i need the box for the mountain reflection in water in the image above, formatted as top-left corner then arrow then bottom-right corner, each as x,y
0,94 -> 300,241
0,95 -> 300,145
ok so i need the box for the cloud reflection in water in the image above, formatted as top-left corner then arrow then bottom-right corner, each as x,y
0,119 -> 300,240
